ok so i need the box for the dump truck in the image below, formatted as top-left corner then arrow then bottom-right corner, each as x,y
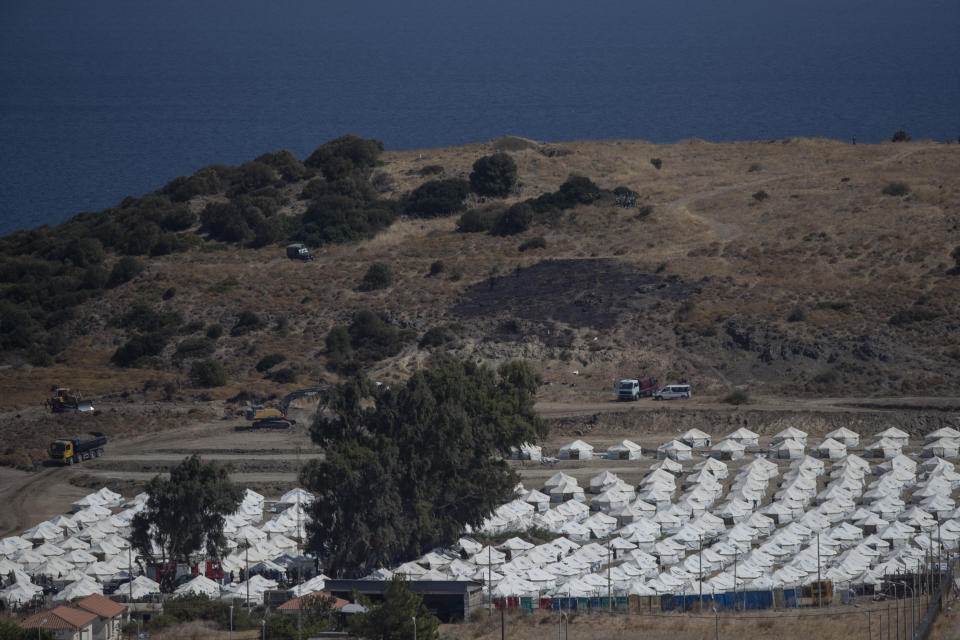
286,243 -> 314,261
616,376 -> 659,401
49,432 -> 107,465
48,388 -> 94,413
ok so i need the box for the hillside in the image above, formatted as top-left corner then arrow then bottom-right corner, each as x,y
1,136 -> 959,465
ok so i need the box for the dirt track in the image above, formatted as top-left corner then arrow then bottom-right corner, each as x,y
2,394 -> 958,538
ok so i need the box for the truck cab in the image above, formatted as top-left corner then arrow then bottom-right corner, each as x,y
49,439 -> 76,464
617,379 -> 640,401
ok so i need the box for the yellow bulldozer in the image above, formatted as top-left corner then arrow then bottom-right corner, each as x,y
244,404 -> 296,428
48,388 -> 94,413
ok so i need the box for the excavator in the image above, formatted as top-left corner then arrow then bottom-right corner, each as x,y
48,388 -> 95,413
242,387 -> 329,429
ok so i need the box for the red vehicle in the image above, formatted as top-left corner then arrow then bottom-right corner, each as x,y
636,377 -> 659,397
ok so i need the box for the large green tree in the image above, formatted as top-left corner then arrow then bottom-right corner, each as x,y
350,576 -> 439,640
301,360 -> 546,576
469,153 -> 518,198
131,454 -> 243,592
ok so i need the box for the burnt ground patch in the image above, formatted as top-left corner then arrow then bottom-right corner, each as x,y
453,258 -> 701,330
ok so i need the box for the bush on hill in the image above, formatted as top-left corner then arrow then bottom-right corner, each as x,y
305,135 -> 385,180
359,263 -> 395,291
189,359 -> 228,387
403,179 -> 470,217
469,153 -> 518,197
492,202 -> 534,236
456,206 -> 504,233
526,175 -> 601,213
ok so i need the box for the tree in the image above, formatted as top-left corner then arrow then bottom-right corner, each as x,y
300,360 -> 546,576
492,202 -> 533,236
350,576 -> 439,640
469,153 -> 518,198
305,135 -> 385,180
131,454 -> 243,592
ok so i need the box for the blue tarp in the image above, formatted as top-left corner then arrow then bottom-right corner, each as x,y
662,589 -> 782,611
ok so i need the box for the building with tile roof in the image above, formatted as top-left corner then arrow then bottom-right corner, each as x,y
20,605 -> 97,640
74,593 -> 127,640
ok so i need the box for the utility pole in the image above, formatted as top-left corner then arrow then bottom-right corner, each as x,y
607,542 -> 612,612
699,535 -> 703,605
733,551 -> 738,610
296,449 -> 302,640
817,532 -> 822,608
413,616 -> 417,640
488,545 -> 492,615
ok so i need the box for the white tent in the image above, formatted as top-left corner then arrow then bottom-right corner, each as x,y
724,428 -> 759,447
815,438 -> 847,459
523,489 -> 551,511
773,427 -> 808,446
866,438 -> 903,459
116,575 -> 162,599
825,427 -> 861,447
0,581 -> 42,606
709,439 -> 745,461
681,428 -> 711,448
922,438 -> 959,459
589,471 -> 621,494
925,427 -> 960,443
277,488 -> 315,507
544,472 -> 577,492
53,577 -> 103,602
771,438 -> 805,459
657,440 -> 692,461
606,440 -> 642,460
509,443 -> 543,461
558,440 -> 595,461
875,427 -> 910,448
651,457 -> 684,474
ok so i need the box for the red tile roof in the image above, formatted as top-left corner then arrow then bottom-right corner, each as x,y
20,606 -> 97,630
277,592 -> 349,612
74,593 -> 128,618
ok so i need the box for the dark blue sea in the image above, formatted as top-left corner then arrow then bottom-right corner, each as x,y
1,0 -> 958,236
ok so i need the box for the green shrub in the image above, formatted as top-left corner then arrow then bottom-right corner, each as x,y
518,236 -> 546,252
419,326 -> 448,348
456,206 -> 503,233
106,256 -> 145,288
889,307 -> 942,326
492,202 -> 534,236
206,324 -> 223,339
450,266 -> 464,281
613,186 -> 638,208
527,175 -> 601,213
305,135 -> 385,180
255,149 -> 308,182
428,260 -> 445,276
404,179 -> 470,217
752,190 -> 769,202
882,182 -> 910,196
723,389 -> 751,405
111,332 -> 168,367
256,353 -> 286,372
267,367 -> 297,383
419,165 -> 444,176
787,307 -> 805,322
891,130 -> 911,142
469,153 -> 518,197
349,310 -> 409,361
162,287 -> 177,300
174,337 -> 217,361
189,359 -> 228,387
359,262 -> 395,291
650,158 -> 662,170
231,310 -> 266,336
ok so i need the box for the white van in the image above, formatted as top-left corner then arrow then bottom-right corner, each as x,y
655,384 -> 691,400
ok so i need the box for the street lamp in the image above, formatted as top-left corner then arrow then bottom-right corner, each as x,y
412,616 -> 417,640
39,618 -> 47,640
896,581 -> 915,640
261,618 -> 266,640
229,604 -> 233,640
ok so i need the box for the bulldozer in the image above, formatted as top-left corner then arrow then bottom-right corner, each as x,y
48,388 -> 94,413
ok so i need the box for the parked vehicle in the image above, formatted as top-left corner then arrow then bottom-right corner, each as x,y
654,384 -> 691,400
286,243 -> 314,260
616,376 -> 659,401
49,432 -> 107,465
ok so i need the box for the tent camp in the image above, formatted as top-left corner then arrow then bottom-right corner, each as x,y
509,443 -> 543,461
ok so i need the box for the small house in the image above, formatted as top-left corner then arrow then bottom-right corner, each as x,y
20,606 -> 97,640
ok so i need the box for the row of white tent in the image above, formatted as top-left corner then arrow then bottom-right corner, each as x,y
525,426 -> 960,464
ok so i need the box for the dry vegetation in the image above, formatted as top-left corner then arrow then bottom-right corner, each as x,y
1,137 -> 959,437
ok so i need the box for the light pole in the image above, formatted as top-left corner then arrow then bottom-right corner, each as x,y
412,616 -> 417,640
39,618 -> 47,640
229,604 -> 233,640
261,618 -> 266,640
607,541 -> 612,612
896,582 -> 913,640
